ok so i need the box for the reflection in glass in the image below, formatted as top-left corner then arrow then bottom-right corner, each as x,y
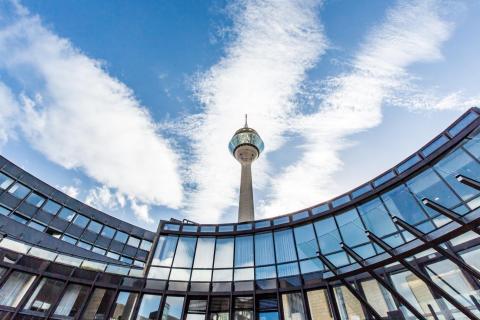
0,271 -> 35,307
153,235 -> 178,266
255,233 -> 275,266
111,291 -> 138,320
54,283 -> 90,318
314,217 -> 341,254
274,229 -> 297,263
335,209 -> 369,246
460,246 -> 480,272
357,198 -> 397,237
24,278 -> 64,314
173,237 -> 197,268
194,237 -> 215,268
209,297 -> 230,320
256,296 -> 278,320
234,268 -> 254,281
234,296 -> 253,320
282,292 -> 306,320
277,262 -> 299,278
187,299 -> 207,320
235,236 -> 254,267
162,296 -> 185,320
307,289 -> 333,320
213,269 -> 233,282
382,185 -> 429,225
360,279 -> 399,318
81,288 -> 116,320
334,285 -> 365,320
299,258 -> 323,274
256,266 -> 276,280
214,238 -> 234,268
169,268 -> 191,281
137,294 -> 162,320
294,224 -> 318,259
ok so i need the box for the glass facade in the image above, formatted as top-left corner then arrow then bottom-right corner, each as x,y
0,109 -> 478,319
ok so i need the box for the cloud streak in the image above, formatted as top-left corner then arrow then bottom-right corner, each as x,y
0,2 -> 183,214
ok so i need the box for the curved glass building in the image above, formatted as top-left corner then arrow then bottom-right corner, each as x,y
0,109 -> 479,319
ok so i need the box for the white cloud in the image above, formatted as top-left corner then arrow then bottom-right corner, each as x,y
0,82 -> 19,146
260,0 -> 456,216
59,185 -> 79,199
130,199 -> 154,224
0,3 -> 183,208
85,185 -> 126,211
182,0 -> 327,222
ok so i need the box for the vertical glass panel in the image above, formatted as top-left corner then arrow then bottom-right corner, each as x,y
81,288 -> 116,320
256,266 -> 276,280
101,226 -> 115,239
137,294 -> 162,320
256,296 -> 279,320
114,231 -> 129,243
194,237 -> 215,268
23,278 -> 64,314
87,221 -> 103,234
169,268 -> 191,281
8,182 -> 30,199
277,262 -> 299,277
153,235 -> 178,266
391,270 -> 443,318
162,296 -> 185,320
111,291 -> 138,320
209,297 -> 230,320
0,271 -> 36,307
274,229 -> 297,263
191,270 -> 212,282
335,209 -> 368,246
307,289 -> 333,320
314,217 -> 341,254
360,279 -> 398,318
173,237 -> 197,268
58,208 -> 76,222
381,185 -> 429,224
0,173 -> 13,189
235,236 -> 253,267
25,192 -> 46,207
234,297 -> 253,320
293,224 -> 318,259
213,269 -> 233,282
54,283 -> 90,318
73,214 -> 89,228
407,168 -> 461,212
234,268 -> 254,281
214,238 -> 234,269
425,259 -> 480,315
357,198 -> 397,237
282,292 -> 306,320
435,148 -> 480,201
255,233 -> 275,266
334,286 -> 365,320
187,299 -> 207,320
42,200 -> 62,215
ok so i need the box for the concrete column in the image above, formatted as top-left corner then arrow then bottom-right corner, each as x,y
238,163 -> 254,222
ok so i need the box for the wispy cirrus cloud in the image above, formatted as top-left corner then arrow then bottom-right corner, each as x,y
0,2 -> 183,217
182,0 -> 327,222
260,0 -> 461,215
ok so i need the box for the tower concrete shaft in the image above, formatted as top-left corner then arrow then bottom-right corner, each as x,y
238,163 -> 254,222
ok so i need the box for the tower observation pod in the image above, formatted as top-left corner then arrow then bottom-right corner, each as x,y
229,115 -> 264,222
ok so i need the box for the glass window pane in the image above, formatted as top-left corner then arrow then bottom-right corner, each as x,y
127,236 -> 141,248
54,283 -> 90,317
335,209 -> 368,246
148,267 -> 170,280
282,292 -> 306,320
81,288 -> 116,320
153,235 -> 178,266
307,289 -> 333,320
24,277 -> 65,314
334,286 -> 365,320
73,214 -> 89,228
234,268 -> 254,281
0,173 -> 13,190
299,258 -> 323,274
111,291 -> 138,320
213,269 -> 232,282
140,240 -> 153,251
407,168 -> 461,212
87,221 -> 103,233
214,238 -> 234,269
274,229 -> 297,263
235,236 -> 253,267
0,271 -> 36,307
255,233 -> 275,266
58,208 -> 76,222
194,237 -> 215,268
277,262 -> 299,277
209,297 -> 230,320
101,226 -> 115,238
173,237 -> 197,268
137,294 -> 162,320
8,182 -> 30,199
114,231 -> 129,243
256,296 -> 279,320
390,270 -> 443,318
294,224 -> 318,259
187,299 -> 207,320
25,192 -> 46,207
162,296 -> 185,320
435,148 -> 480,201
381,185 -> 429,225
360,279 -> 398,318
191,270 -> 212,282
255,266 -> 276,280
169,268 -> 191,281
42,200 -> 62,214
357,198 -> 397,237
314,217 -> 341,254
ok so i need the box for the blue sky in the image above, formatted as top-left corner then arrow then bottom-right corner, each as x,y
0,0 -> 479,230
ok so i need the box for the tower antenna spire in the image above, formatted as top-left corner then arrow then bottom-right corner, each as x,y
244,114 -> 248,128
